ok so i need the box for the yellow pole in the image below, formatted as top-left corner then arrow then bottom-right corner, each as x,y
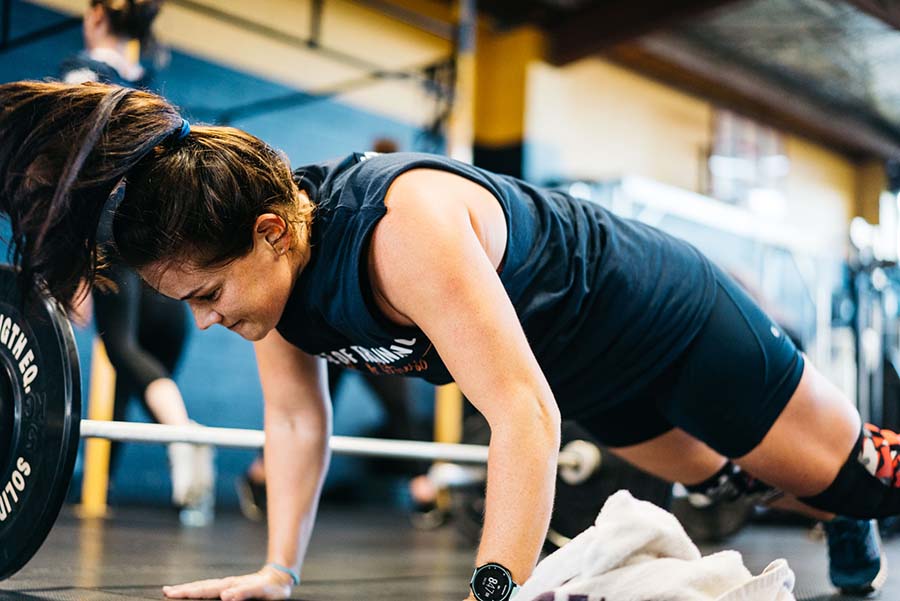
79,338 -> 116,518
125,39 -> 140,64
433,383 -> 464,510
434,384 -> 464,444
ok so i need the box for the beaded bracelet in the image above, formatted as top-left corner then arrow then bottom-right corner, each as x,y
265,562 -> 300,586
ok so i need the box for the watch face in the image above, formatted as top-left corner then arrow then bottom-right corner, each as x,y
472,564 -> 512,601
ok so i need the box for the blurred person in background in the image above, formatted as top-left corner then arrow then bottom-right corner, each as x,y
60,0 -> 214,513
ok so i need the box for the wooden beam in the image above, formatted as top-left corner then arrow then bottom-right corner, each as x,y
607,34 -> 900,160
547,0 -> 740,66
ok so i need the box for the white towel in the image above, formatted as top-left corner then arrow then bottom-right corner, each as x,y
517,490 -> 795,601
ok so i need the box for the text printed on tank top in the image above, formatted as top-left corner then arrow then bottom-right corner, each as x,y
319,337 -> 432,376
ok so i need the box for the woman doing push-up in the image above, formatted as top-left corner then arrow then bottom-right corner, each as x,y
0,81 -> 895,600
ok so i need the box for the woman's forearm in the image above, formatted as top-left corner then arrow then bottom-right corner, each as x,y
264,408 -> 332,575
476,410 -> 560,585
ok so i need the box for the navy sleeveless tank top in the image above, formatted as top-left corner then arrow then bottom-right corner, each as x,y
277,152 -> 717,414
59,51 -> 152,89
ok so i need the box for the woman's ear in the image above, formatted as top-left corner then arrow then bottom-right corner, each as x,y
84,4 -> 109,36
254,213 -> 289,254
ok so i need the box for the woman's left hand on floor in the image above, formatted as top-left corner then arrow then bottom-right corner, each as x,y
162,566 -> 293,601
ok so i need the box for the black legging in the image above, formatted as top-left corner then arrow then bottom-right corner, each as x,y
93,262 -> 189,474
328,366 -> 419,441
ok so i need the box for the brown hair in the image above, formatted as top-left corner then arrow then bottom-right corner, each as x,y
0,81 -> 311,310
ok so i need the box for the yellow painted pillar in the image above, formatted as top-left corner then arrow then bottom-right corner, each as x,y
79,339 -> 116,518
856,159 -> 887,223
473,24 -> 546,178
434,384 -> 464,444
125,39 -> 140,64
433,382 -> 463,510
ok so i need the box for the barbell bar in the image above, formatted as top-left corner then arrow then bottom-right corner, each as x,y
80,419 -> 588,468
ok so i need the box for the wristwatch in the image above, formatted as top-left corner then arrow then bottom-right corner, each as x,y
469,562 -> 519,601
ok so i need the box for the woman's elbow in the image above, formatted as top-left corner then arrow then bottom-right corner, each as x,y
542,402 -> 562,448
503,395 -> 561,446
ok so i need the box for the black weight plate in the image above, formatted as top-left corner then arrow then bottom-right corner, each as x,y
0,265 -> 81,581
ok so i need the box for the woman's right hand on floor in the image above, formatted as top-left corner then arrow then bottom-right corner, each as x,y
162,565 -> 293,601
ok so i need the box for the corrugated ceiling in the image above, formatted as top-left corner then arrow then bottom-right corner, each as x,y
675,0 -> 900,134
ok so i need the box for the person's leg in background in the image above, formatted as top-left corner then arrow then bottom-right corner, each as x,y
94,266 -> 192,426
362,373 -> 418,440
137,280 -> 215,512
236,453 -> 268,522
93,264 -> 211,508
94,265 -> 150,478
359,372 -> 447,525
136,280 -> 189,391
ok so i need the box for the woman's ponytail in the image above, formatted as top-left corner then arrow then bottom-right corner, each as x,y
0,81 -> 181,310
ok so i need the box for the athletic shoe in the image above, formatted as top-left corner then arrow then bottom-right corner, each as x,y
824,516 -> 887,596
235,473 -> 267,522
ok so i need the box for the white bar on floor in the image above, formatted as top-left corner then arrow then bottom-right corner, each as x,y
80,419 -> 582,468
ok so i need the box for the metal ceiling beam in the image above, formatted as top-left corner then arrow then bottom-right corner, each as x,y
349,0 -> 455,41
547,0 -> 741,66
607,33 -> 900,160
166,0 -> 449,89
844,0 -> 900,30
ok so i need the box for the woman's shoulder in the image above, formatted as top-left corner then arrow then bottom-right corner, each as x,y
295,151 -> 499,217
293,152 -> 408,212
347,152 -> 501,203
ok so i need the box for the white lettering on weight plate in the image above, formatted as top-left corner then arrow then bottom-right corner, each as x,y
0,457 -> 32,522
0,314 -> 39,393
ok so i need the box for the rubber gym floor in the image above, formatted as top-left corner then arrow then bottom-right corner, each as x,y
0,505 -> 895,601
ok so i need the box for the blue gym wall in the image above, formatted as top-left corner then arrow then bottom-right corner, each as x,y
1,0 -> 438,509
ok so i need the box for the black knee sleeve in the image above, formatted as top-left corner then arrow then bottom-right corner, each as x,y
800,424 -> 900,518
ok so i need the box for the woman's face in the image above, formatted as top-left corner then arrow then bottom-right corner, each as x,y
143,215 -> 300,342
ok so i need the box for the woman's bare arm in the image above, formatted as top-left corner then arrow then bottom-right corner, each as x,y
163,330 -> 331,601
255,329 -> 332,574
370,169 -> 562,591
